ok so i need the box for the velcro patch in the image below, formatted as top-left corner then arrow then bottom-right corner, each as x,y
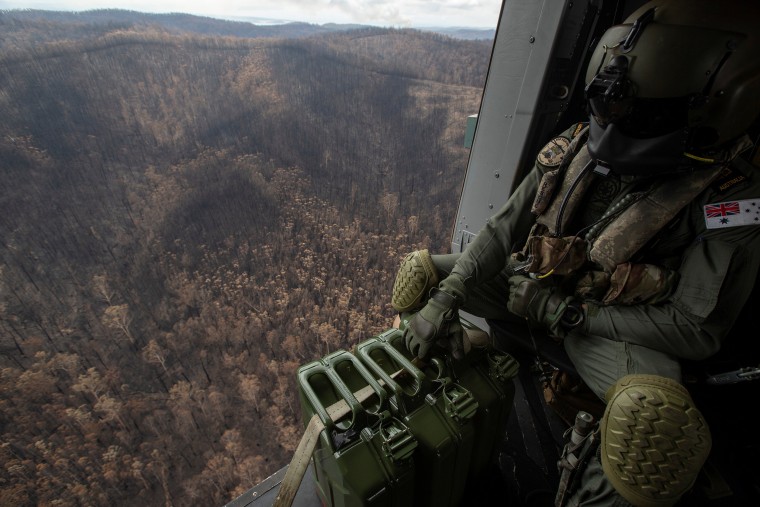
537,136 -> 571,168
704,199 -> 760,229
710,166 -> 748,194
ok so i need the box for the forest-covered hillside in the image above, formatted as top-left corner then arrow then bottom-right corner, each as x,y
0,12 -> 490,507
0,9 -> 495,49
0,8 -> 363,48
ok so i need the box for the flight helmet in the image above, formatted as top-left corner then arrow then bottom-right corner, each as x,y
584,0 -> 760,174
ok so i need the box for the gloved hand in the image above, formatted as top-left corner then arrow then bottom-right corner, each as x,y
403,275 -> 467,361
507,275 -> 583,339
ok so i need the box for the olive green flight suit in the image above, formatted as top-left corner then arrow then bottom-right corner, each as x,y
428,124 -> 760,505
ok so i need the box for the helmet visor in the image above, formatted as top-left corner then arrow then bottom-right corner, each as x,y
587,94 -> 690,139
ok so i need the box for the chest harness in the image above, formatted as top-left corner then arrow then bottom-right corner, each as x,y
514,127 -> 727,305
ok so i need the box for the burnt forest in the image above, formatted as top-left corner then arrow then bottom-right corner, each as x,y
0,9 -> 491,506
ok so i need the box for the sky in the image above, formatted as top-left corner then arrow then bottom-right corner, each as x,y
0,0 -> 503,28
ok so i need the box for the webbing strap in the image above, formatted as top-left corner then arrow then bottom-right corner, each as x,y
272,376 -> 399,507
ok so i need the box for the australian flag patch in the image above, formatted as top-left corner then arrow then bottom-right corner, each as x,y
704,200 -> 760,229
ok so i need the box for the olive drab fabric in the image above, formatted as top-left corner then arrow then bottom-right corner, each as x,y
519,137 -> 743,306
397,115 -> 760,506
399,2 -> 760,505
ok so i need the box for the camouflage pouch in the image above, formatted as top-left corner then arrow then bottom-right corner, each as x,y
531,169 -> 560,215
603,262 -> 679,305
521,235 -> 587,276
573,270 -> 611,301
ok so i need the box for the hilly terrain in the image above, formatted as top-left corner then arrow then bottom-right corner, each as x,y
0,8 -> 495,46
0,11 -> 490,506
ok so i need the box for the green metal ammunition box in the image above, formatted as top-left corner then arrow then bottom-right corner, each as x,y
296,323 -> 518,507
359,325 -> 518,495
444,339 -> 518,485
297,350 -> 418,507
355,331 -> 478,507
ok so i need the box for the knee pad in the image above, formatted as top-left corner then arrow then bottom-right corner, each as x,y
391,250 -> 439,312
601,374 -> 711,507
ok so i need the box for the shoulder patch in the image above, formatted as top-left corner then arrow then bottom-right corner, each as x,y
704,199 -> 760,229
710,165 -> 748,194
537,136 -> 571,168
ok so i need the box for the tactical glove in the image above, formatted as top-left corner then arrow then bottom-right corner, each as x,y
507,275 -> 583,339
403,275 -> 467,361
